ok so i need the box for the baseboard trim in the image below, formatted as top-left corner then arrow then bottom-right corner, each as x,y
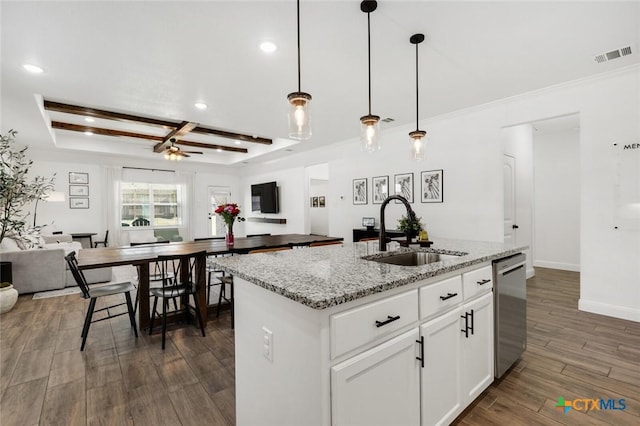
533,260 -> 580,272
579,299 -> 640,323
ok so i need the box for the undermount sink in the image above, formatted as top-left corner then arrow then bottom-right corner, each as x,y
368,251 -> 463,267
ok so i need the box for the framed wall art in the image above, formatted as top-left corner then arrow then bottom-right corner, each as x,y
394,173 -> 414,203
69,172 -> 89,184
312,197 -> 319,207
421,169 -> 443,203
69,185 -> 89,197
353,178 -> 367,205
69,198 -> 89,209
319,196 -> 326,207
372,175 -> 389,204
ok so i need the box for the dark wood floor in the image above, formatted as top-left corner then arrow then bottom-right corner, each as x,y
1,267 -> 639,425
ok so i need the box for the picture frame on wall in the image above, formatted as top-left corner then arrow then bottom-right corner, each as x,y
353,178 -> 367,205
312,197 -> 319,207
421,169 -> 444,203
372,175 -> 389,204
69,185 -> 89,197
69,172 -> 89,184
394,173 -> 414,203
69,198 -> 89,209
319,196 -> 326,207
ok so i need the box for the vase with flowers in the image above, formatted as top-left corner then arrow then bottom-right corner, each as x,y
214,203 -> 245,247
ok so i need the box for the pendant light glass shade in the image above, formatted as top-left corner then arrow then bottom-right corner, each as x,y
409,33 -> 426,161
409,130 -> 426,161
287,0 -> 312,140
360,1 -> 379,152
360,114 -> 381,152
287,92 -> 312,140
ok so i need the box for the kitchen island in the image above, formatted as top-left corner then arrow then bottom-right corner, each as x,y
214,238 -> 526,426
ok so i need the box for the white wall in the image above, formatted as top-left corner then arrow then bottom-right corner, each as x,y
27,160 -> 104,236
241,66 -> 640,322
533,128 -> 580,271
241,167 -> 307,236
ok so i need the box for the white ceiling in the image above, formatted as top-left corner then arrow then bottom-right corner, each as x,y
1,1 -> 638,166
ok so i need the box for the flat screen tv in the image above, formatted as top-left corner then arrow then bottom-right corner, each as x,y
251,181 -> 279,213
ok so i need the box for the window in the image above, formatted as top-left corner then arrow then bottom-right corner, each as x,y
121,182 -> 182,227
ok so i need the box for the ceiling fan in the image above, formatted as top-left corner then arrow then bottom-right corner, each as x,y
163,138 -> 203,160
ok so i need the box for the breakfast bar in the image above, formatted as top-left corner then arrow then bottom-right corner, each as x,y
214,238 -> 526,426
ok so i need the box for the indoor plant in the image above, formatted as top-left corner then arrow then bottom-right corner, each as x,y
0,130 -> 55,243
214,203 -> 245,246
397,214 -> 423,239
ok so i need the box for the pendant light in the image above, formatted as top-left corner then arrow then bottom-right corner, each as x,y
409,33 -> 426,161
360,1 -> 380,152
287,0 -> 312,140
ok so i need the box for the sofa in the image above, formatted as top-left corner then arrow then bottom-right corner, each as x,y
0,234 -> 112,294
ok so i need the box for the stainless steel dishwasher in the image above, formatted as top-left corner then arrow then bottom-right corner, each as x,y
493,253 -> 527,378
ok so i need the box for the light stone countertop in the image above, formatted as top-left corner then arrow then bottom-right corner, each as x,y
212,238 -> 527,310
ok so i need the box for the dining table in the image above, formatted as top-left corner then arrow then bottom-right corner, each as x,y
77,233 -> 344,330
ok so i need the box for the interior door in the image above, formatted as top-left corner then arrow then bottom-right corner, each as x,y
207,186 -> 231,237
503,154 -> 516,245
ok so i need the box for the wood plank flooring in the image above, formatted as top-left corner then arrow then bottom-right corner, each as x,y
1,267 -> 638,425
456,267 -> 640,425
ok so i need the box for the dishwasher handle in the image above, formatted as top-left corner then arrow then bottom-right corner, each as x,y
497,260 -> 526,276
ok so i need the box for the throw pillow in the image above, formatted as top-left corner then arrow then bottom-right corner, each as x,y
11,228 -> 46,250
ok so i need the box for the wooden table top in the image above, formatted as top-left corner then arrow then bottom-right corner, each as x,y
78,233 -> 344,269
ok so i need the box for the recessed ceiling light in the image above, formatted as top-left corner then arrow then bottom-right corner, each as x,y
260,41 -> 278,54
194,102 -> 207,110
23,64 -> 44,74
84,117 -> 95,123
235,141 -> 241,145
216,148 -> 222,152
84,131 -> 93,136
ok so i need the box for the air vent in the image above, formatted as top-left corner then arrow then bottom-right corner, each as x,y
594,46 -> 632,63
381,117 -> 395,123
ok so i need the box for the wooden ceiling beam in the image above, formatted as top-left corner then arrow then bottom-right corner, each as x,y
45,99 -> 272,146
154,121 -> 199,152
176,140 -> 248,154
51,121 -> 249,154
51,121 -> 164,141
44,100 -> 178,129
192,126 -> 272,145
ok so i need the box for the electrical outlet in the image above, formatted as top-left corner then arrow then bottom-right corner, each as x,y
262,326 -> 273,362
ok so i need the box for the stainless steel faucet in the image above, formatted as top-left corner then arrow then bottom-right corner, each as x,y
379,195 -> 417,251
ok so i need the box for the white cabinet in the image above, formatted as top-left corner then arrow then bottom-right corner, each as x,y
331,328 -> 421,426
420,290 -> 494,425
460,292 -> 494,404
329,263 -> 494,426
420,308 -> 462,426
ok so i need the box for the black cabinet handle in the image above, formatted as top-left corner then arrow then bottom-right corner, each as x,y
512,224 -> 519,229
476,279 -> 491,286
439,292 -> 458,301
469,309 -> 475,336
375,315 -> 400,328
416,336 -> 424,368
460,312 -> 469,338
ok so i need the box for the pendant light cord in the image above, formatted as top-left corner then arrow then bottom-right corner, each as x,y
367,11 -> 372,115
415,42 -> 419,131
297,0 -> 301,92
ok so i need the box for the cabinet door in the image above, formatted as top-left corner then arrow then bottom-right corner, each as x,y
420,308 -> 461,426
460,292 -> 494,404
331,328 -> 420,426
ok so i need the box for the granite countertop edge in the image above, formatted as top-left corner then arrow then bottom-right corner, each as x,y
213,239 -> 526,310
